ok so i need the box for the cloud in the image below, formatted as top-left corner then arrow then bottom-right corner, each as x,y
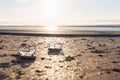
15,0 -> 30,3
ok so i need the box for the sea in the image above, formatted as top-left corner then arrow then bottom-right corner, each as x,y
0,26 -> 120,32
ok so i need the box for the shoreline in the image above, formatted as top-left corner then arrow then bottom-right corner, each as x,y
0,30 -> 120,37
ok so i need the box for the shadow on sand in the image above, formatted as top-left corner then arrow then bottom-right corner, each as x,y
11,54 -> 36,68
0,54 -> 35,69
0,72 -> 9,80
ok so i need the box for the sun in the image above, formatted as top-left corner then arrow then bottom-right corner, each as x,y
41,0 -> 61,31
41,0 -> 61,21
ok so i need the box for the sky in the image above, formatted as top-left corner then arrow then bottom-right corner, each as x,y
0,0 -> 120,25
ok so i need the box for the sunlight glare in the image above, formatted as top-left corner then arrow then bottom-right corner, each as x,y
42,0 -> 61,21
45,25 -> 58,31
16,0 -> 29,3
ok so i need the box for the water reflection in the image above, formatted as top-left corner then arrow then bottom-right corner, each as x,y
45,25 -> 58,32
0,26 -> 120,32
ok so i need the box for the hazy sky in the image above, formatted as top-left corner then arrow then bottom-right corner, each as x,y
0,0 -> 120,25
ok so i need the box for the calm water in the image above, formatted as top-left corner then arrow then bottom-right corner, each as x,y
0,26 -> 120,32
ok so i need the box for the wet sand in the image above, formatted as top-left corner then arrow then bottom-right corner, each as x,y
0,35 -> 120,80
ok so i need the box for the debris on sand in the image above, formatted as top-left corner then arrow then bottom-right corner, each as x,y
75,54 -> 82,57
98,54 -> 104,57
79,75 -> 84,79
88,46 -> 95,50
45,66 -> 52,69
46,78 -> 49,80
15,69 -> 24,75
65,56 -> 75,61
0,54 -> 7,57
111,68 -> 120,73
91,49 -> 105,53
10,54 -> 19,57
35,70 -> 43,73
11,60 -> 18,65
0,46 -> 4,49
111,61 -> 119,63
41,57 -> 45,61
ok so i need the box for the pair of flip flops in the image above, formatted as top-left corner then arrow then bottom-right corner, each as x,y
18,43 -> 63,59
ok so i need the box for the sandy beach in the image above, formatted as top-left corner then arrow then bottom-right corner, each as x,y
0,35 -> 120,80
